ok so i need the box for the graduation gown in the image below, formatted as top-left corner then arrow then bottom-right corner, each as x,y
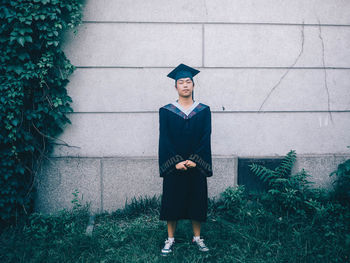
158,102 -> 212,222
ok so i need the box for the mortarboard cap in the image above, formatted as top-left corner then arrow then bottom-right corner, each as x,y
167,63 -> 200,81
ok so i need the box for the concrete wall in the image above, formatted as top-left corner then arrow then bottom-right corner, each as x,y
35,0 -> 350,214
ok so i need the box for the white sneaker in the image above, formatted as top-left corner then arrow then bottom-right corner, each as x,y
161,238 -> 175,256
192,237 -> 209,252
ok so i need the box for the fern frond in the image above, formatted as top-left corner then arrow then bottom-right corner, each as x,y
273,178 -> 289,184
264,171 -> 279,184
249,163 -> 275,183
275,150 -> 296,178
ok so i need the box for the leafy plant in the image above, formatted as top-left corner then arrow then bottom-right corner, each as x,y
249,150 -> 314,215
71,188 -> 83,210
0,0 -> 85,225
218,185 -> 246,212
329,147 -> 350,204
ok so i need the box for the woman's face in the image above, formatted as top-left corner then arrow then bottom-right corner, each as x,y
175,77 -> 194,98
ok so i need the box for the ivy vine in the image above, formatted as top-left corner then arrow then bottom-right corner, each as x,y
0,0 -> 84,226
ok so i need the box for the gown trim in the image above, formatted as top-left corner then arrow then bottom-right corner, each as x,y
172,100 -> 199,116
162,102 -> 208,119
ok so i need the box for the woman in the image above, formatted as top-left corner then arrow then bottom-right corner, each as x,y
158,63 -> 213,256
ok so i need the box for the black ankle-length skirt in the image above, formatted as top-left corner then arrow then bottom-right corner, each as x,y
159,168 -> 208,222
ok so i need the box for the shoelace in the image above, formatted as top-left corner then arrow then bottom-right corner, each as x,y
163,239 -> 174,250
195,238 -> 207,248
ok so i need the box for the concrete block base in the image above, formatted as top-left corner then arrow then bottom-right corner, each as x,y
35,154 -> 349,215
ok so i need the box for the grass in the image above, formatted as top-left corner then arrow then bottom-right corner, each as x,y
0,189 -> 349,263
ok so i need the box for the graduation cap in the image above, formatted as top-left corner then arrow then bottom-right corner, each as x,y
167,64 -> 200,100
167,63 -> 200,82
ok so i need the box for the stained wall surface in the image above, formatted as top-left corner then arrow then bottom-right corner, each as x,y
36,0 -> 350,213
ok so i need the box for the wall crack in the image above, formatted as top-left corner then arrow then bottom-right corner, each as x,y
259,21 -> 305,111
318,18 -> 333,123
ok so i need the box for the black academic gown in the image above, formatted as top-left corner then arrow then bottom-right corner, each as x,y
158,102 -> 212,222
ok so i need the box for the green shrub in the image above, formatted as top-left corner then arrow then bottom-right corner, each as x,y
329,150 -> 350,204
249,150 -> 316,216
0,0 -> 84,225
219,185 -> 246,211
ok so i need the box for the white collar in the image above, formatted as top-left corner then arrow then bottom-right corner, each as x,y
171,100 -> 199,116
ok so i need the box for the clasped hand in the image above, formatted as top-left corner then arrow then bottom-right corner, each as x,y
175,160 -> 196,171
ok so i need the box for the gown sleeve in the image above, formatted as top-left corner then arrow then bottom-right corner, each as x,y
158,107 -> 185,177
188,106 -> 213,177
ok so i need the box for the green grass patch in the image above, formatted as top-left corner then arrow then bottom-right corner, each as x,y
0,187 -> 349,263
